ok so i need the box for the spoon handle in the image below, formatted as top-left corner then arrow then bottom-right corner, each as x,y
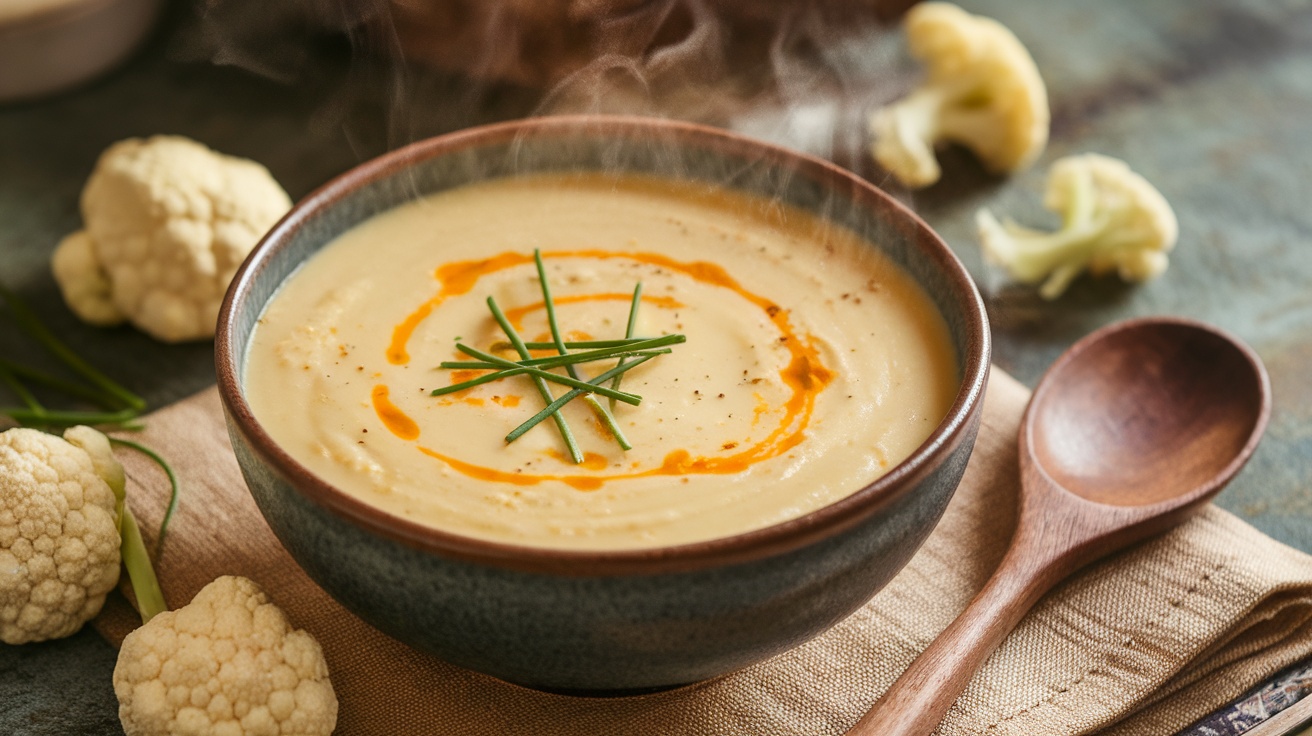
845,542 -> 1072,736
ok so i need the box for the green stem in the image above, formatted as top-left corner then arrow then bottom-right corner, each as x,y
520,338 -> 658,349
431,366 -> 533,396
450,334 -> 683,366
110,437 -> 180,551
439,347 -> 673,371
119,505 -> 168,623
585,395 -> 631,450
433,349 -> 672,396
534,250 -> 631,451
487,296 -> 584,464
1,406 -> 141,428
507,355 -> 655,443
0,363 -> 43,413
0,284 -> 145,412
102,447 -> 167,624
610,282 -> 643,411
0,359 -> 121,408
454,344 -> 642,405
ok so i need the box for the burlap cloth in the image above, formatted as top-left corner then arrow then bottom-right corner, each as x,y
94,369 -> 1312,735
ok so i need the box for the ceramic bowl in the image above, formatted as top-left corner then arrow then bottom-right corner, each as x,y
0,0 -> 163,103
216,115 -> 990,692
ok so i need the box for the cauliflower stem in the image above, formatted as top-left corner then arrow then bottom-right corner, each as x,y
2,286 -> 177,624
118,495 -> 168,622
78,431 -> 168,623
977,153 -> 1178,299
976,163 -> 1106,298
877,76 -> 1016,187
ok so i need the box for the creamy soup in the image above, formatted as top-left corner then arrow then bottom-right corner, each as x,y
245,173 -> 958,550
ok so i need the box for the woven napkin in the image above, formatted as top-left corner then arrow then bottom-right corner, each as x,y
93,369 -> 1312,735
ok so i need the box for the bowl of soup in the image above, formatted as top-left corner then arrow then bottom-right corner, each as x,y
216,115 -> 990,692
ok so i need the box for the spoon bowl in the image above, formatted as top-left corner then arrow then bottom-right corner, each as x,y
849,317 -> 1270,736
1027,319 -> 1269,508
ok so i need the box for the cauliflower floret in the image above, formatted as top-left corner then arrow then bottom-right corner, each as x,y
114,575 -> 338,736
50,230 -> 125,326
976,153 -> 1179,299
870,2 -> 1049,188
51,136 -> 292,343
0,427 -> 122,644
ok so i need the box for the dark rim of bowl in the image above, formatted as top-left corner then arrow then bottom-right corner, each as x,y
216,114 -> 991,576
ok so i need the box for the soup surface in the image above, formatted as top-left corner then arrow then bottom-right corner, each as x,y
245,173 -> 959,550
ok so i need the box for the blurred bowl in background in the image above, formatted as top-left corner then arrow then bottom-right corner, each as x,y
0,0 -> 163,104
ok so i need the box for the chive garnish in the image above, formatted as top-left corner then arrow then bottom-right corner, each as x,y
451,344 -> 642,405
610,282 -> 643,411
533,250 -> 632,450
431,251 -> 685,462
486,295 -> 585,464
507,354 -> 657,443
438,335 -> 682,370
439,348 -> 672,372
0,285 -> 179,546
430,365 -> 536,397
518,338 -> 662,349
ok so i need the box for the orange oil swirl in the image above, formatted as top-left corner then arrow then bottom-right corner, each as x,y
375,250 -> 833,489
370,384 -> 420,441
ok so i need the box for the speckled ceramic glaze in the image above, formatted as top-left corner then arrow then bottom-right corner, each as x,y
216,116 -> 990,692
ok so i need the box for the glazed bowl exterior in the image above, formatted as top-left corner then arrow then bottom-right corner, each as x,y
216,115 -> 990,692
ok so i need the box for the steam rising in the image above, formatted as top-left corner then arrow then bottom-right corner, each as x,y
187,0 -> 915,171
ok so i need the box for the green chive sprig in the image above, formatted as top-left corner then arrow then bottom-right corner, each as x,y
440,334 -> 683,371
486,294 -> 585,464
431,250 -> 685,462
447,342 -> 643,406
610,282 -> 643,411
533,250 -> 632,450
506,354 -> 658,443
0,285 -> 180,545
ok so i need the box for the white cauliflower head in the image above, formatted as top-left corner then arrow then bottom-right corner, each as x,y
51,135 -> 292,343
976,152 -> 1179,299
870,2 -> 1049,188
114,575 -> 338,736
0,426 -> 123,644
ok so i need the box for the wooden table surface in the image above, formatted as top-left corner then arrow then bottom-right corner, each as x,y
3,0 -> 1312,733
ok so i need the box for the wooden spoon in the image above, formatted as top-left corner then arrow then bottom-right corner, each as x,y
847,317 -> 1271,736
